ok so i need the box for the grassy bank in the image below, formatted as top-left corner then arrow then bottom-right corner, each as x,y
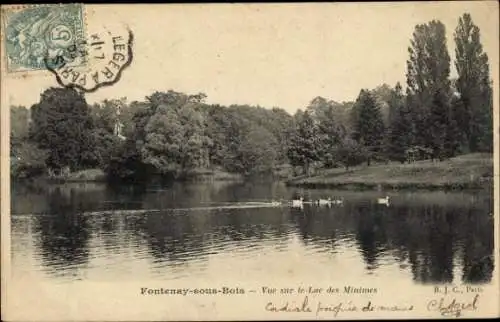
46,168 -> 108,183
286,153 -> 494,190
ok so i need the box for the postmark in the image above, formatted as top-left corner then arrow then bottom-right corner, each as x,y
2,4 -> 86,73
44,24 -> 133,93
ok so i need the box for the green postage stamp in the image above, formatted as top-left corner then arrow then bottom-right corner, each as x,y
2,4 -> 86,73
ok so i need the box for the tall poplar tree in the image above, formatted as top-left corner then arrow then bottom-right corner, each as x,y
454,13 -> 493,152
406,20 -> 452,151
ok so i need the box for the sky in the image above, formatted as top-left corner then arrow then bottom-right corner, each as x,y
3,2 -> 499,113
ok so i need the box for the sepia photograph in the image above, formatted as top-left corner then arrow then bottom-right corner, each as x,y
1,2 -> 499,320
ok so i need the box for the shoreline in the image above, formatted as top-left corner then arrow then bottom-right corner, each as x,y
284,180 -> 492,191
14,153 -> 493,192
284,153 -> 493,191
15,176 -> 492,192
14,168 -> 246,185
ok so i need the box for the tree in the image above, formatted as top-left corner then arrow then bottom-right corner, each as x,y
137,91 -> 208,177
387,83 -> 413,162
11,141 -> 48,179
352,90 -> 385,165
218,107 -> 253,173
30,87 -> 97,171
121,101 -> 148,138
88,98 -> 129,168
308,98 -> 347,168
106,138 -> 150,182
238,125 -> 278,176
202,103 -> 291,175
223,104 -> 293,166
428,89 -> 449,159
370,84 -> 393,126
91,128 -> 123,168
204,104 -> 229,168
91,100 -> 118,134
444,94 -> 463,158
454,13 -> 493,152
10,105 -> 30,147
177,103 -> 206,170
140,104 -> 185,175
268,107 -> 294,165
287,110 -> 320,175
335,137 -> 366,171
406,20 -> 452,149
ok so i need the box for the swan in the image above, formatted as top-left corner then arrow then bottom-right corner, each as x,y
270,200 -> 282,207
317,198 -> 332,206
291,197 -> 304,208
377,196 -> 390,206
332,198 -> 344,205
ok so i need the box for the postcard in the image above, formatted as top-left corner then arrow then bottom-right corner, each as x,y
1,2 -> 499,320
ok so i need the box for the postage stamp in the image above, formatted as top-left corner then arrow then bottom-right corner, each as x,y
2,4 -> 86,73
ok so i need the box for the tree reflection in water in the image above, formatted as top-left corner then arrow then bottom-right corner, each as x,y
12,182 -> 493,284
34,186 -> 91,277
290,192 -> 493,284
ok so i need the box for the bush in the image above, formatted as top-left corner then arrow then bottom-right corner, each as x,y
11,141 -> 48,179
105,139 -> 151,182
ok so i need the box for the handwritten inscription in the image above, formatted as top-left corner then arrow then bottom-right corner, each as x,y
266,295 -> 313,313
427,294 -> 480,317
265,296 -> 414,317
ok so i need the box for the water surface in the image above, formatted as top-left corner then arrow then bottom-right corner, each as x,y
11,181 -> 494,285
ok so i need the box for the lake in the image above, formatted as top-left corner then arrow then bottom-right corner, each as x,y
10,181 -> 494,285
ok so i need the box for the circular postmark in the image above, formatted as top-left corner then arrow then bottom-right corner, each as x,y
44,23 -> 133,93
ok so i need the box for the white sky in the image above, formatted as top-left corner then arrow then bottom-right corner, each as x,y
3,2 -> 499,113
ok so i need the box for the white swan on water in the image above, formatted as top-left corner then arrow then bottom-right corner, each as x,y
317,198 -> 332,206
291,197 -> 304,208
331,197 -> 344,205
270,200 -> 282,207
377,196 -> 390,206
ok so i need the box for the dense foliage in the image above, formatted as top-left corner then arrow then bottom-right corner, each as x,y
11,13 -> 493,181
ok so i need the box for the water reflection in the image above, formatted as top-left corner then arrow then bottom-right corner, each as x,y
35,186 -> 91,278
11,181 -> 494,284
